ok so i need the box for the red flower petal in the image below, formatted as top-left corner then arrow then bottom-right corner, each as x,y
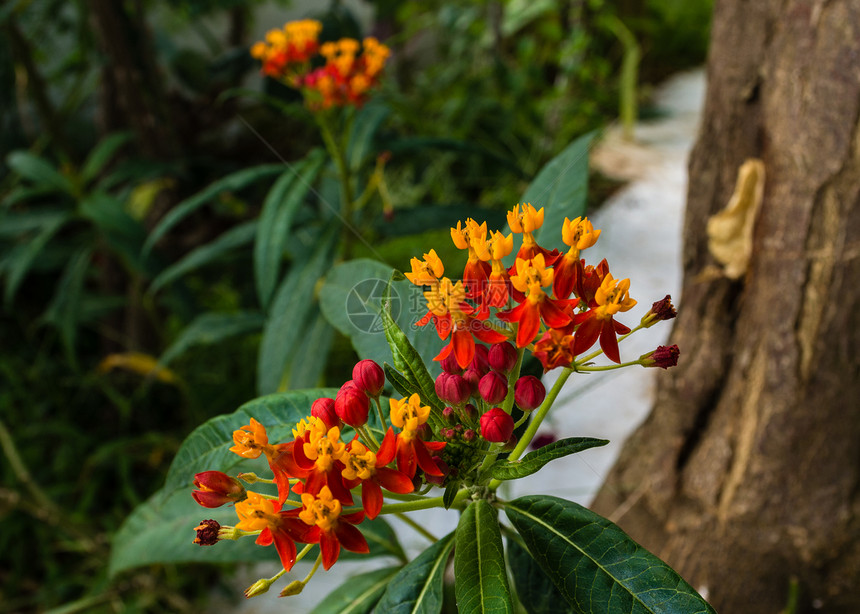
516,304 -> 541,348
452,329 -> 475,369
572,313 -> 602,356
272,528 -> 298,571
599,320 -> 621,363
376,428 -> 397,466
414,441 -> 444,476
334,522 -> 370,555
361,480 -> 383,519
320,530 -> 341,570
540,298 -> 572,329
374,467 -> 415,494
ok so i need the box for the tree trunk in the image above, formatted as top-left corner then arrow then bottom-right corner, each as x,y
591,2 -> 860,612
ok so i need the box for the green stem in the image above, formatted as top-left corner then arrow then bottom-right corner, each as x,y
373,397 -> 387,433
316,112 -> 357,258
356,425 -> 380,451
378,489 -> 470,514
576,359 -> 640,371
395,512 -> 438,543
502,367 -> 573,465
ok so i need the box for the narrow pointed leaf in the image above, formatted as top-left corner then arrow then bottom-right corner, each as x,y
348,101 -> 390,172
160,311 -> 265,366
6,151 -> 73,194
150,220 -> 257,293
311,566 -> 401,614
526,132 -> 594,254
506,538 -> 572,614
143,163 -> 284,253
443,482 -> 459,510
254,149 -> 326,308
374,532 -> 455,614
81,132 -> 133,184
505,496 -> 716,614
276,310 -> 334,392
3,212 -> 70,306
43,246 -> 92,363
455,499 -> 513,614
490,437 -> 608,481
257,227 -> 337,395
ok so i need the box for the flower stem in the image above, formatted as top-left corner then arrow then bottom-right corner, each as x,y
576,359 -> 641,371
379,489 -> 470,514
316,112 -> 357,259
395,512 -> 438,543
373,397 -> 387,432
503,366 -> 573,464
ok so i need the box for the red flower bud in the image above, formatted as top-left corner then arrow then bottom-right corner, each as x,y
530,432 -> 557,450
435,373 -> 471,405
440,351 -> 463,374
470,344 -> 490,376
641,295 -> 677,327
462,367 -> 481,395
479,371 -> 508,404
192,471 -> 246,508
639,345 -> 680,369
352,359 -> 385,397
488,342 -> 518,373
462,428 -> 477,442
311,397 -> 342,430
442,406 -> 457,423
193,519 -> 221,545
480,408 -> 515,443
514,376 -> 546,411
335,380 -> 370,427
463,403 -> 478,421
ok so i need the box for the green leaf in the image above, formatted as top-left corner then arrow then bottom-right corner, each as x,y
160,311 -> 265,366
79,192 -> 153,274
318,259 -> 441,377
525,132 -> 595,254
256,228 -> 337,394
374,532 -> 455,614
506,538 -> 572,614
43,246 -> 92,364
6,151 -> 73,194
490,438 -> 608,481
443,482 -> 459,510
81,132 -> 133,185
276,309 -> 334,391
347,101 -> 390,172
3,212 -> 70,307
373,204 -> 507,238
454,499 -> 514,614
0,209 -> 69,237
143,163 -> 284,254
163,388 -> 336,497
505,496 -> 716,614
311,566 -> 401,614
149,220 -> 257,293
254,149 -> 326,308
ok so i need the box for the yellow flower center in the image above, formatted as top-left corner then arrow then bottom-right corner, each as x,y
299,486 -> 342,532
230,418 -> 271,459
341,442 -> 377,481
302,419 -> 345,472
405,249 -> 444,286
594,274 -> 637,319
424,278 -> 467,319
562,216 -> 601,254
389,394 -> 430,430
510,255 -> 553,300
507,203 -> 544,234
472,230 -> 513,263
235,492 -> 279,532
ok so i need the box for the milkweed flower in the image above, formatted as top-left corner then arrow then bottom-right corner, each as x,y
234,492 -> 306,571
341,440 -> 414,519
570,273 -> 637,363
553,216 -> 601,299
294,485 -> 369,570
386,394 -> 446,478
507,203 -> 559,264
192,471 -> 247,508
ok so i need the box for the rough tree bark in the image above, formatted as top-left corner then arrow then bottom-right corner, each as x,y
591,2 -> 860,613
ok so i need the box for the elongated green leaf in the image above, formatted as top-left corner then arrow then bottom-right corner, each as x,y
311,566 -> 402,614
160,311 -> 265,366
505,496 -> 716,614
143,163 -> 284,253
348,101 -> 390,172
526,132 -> 595,254
80,192 -> 153,274
6,151 -> 73,194
43,247 -> 92,363
506,538 -> 571,614
163,388 -> 337,496
276,310 -> 334,391
490,438 -> 608,481
374,532 -> 455,614
255,149 -> 326,308
0,209 -> 69,237
455,500 -> 513,614
3,212 -> 70,306
81,132 -> 132,185
318,259 -> 441,377
150,220 -> 257,293
257,228 -> 337,395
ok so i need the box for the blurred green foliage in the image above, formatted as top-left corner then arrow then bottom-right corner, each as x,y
0,0 -> 711,611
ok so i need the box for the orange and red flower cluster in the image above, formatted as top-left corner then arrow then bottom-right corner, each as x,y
191,360 -> 444,575
407,203 -> 648,371
251,20 -> 390,109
